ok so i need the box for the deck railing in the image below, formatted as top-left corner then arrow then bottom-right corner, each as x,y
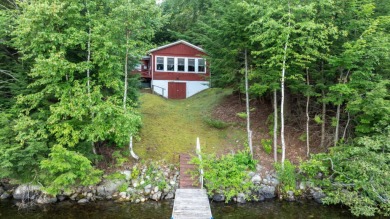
196,137 -> 204,189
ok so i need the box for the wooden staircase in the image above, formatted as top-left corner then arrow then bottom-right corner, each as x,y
179,154 -> 200,189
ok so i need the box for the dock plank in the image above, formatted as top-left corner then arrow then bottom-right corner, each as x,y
172,189 -> 212,219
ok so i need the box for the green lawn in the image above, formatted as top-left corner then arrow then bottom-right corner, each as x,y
134,88 -> 246,163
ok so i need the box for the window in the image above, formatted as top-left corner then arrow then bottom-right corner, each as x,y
188,59 -> 195,72
156,57 -> 164,70
177,58 -> 185,71
167,58 -> 174,71
198,59 -> 205,72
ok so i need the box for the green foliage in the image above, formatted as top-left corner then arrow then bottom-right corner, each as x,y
313,115 -> 323,124
275,160 -> 297,194
261,139 -> 272,155
118,183 -> 128,193
112,151 -> 127,167
40,145 -> 102,195
191,150 -> 256,202
300,131 -> 390,216
298,133 -> 307,142
236,112 -> 247,119
131,165 -> 140,180
105,172 -> 126,181
203,117 -> 229,129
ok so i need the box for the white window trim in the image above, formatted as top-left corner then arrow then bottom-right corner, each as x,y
155,56 -> 206,74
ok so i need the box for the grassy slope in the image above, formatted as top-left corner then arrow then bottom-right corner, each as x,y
135,88 -> 246,163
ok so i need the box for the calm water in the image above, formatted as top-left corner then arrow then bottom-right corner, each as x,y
0,199 -> 358,219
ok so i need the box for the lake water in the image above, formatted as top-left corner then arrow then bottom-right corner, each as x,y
0,199 -> 359,219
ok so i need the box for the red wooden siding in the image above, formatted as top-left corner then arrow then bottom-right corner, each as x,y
154,72 -> 208,81
168,82 -> 186,99
153,43 -> 205,57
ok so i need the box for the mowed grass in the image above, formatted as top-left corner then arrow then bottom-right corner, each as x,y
134,88 -> 246,163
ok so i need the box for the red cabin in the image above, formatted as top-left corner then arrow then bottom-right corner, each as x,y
134,40 -> 210,99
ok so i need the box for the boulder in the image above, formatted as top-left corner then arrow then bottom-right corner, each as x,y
0,192 -> 10,199
13,184 -> 41,200
96,179 -> 126,197
251,175 -> 262,184
36,195 -> 57,204
57,195 -> 68,202
236,193 -> 246,204
258,185 -> 276,199
164,192 -> 174,200
121,170 -> 132,181
311,188 -> 325,204
151,191 -> 162,201
78,198 -> 89,204
212,193 -> 225,202
286,191 -> 295,202
0,186 -> 4,195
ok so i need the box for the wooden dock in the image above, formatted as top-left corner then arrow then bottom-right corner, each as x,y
172,153 -> 212,219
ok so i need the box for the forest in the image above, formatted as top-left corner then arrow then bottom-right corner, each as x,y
0,0 -> 389,216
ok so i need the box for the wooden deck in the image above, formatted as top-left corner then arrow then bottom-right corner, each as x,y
172,189 -> 212,219
172,154 -> 212,219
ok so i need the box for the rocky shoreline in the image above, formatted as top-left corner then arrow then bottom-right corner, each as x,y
0,163 -> 325,206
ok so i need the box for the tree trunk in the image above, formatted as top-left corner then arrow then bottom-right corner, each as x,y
334,103 -> 340,147
245,49 -> 253,157
123,30 -> 138,160
273,89 -> 278,162
85,0 -> 95,155
280,2 -> 291,168
320,90 -> 326,148
306,68 -> 310,157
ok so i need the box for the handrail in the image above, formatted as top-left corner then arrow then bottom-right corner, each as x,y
196,137 -> 204,189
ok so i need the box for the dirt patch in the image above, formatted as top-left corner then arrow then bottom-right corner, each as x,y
212,93 -> 326,173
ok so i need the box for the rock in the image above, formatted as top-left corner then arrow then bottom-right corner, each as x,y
256,164 -> 263,172
165,192 -> 174,200
121,170 -> 131,181
151,191 -> 162,201
258,185 -> 276,199
248,172 -> 256,178
236,193 -> 246,204
154,186 -> 159,193
144,188 -> 151,195
0,192 -> 10,199
286,191 -> 295,202
119,192 -> 127,199
96,179 -> 126,197
13,184 -> 41,200
0,186 -> 4,195
251,175 -> 262,184
311,188 -> 325,204
36,195 -> 57,204
78,198 -> 89,204
257,195 -> 265,201
169,181 -> 175,185
299,182 -> 306,190
57,195 -> 67,202
212,193 -> 225,202
270,178 -> 279,186
140,197 -> 146,202
135,199 -> 140,203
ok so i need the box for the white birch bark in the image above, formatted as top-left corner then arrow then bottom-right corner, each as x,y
245,49 -> 253,157
320,90 -> 326,148
273,89 -> 278,162
306,68 -> 310,157
280,1 -> 291,168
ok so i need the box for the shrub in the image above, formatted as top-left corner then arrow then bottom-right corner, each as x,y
191,150 -> 257,202
275,160 -> 297,194
203,117 -> 229,129
261,139 -> 272,154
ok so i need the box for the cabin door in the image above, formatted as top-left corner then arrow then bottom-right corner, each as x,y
168,82 -> 186,99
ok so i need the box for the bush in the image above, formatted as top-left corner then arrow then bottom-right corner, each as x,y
275,160 -> 297,194
261,139 -> 272,154
203,117 -> 229,129
191,150 -> 257,202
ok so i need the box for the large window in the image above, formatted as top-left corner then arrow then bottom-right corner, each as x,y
155,56 -> 206,73
167,58 -> 175,71
198,59 -> 205,72
188,59 -> 195,72
178,58 -> 185,71
156,57 -> 164,70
